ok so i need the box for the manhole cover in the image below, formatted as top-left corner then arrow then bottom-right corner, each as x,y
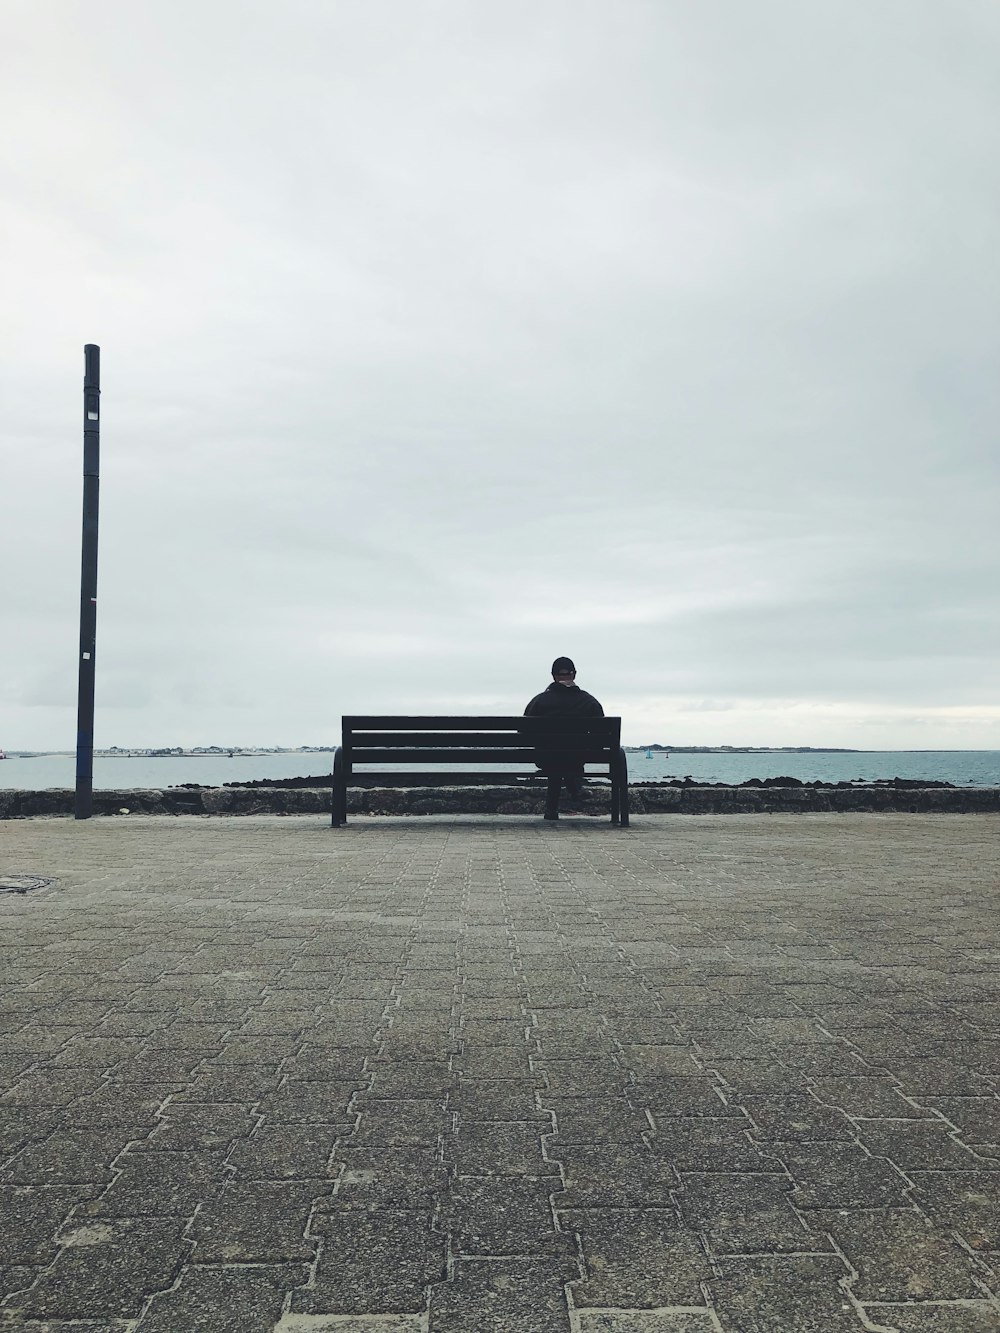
0,875 -> 54,895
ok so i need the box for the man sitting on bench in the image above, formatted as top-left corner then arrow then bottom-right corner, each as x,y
524,656 -> 605,820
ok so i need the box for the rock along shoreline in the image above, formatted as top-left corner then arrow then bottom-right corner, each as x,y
2,783 -> 999,819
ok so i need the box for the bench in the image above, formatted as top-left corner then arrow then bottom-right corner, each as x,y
332,715 -> 629,827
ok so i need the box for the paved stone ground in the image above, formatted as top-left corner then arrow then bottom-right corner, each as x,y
1,812 -> 999,1333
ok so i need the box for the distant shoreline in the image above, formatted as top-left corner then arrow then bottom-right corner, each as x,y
5,746 -> 999,759
4,749 -> 337,759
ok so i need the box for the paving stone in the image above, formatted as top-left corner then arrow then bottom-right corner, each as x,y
880,1059 -> 999,1097
48,1037 -> 143,1069
556,1142 -> 679,1207
63,1084 -> 174,1128
399,972 -> 455,992
380,1031 -> 460,1060
461,1019 -> 530,1046
463,998 -> 525,1019
147,1102 -> 258,1150
809,1207 -> 987,1301
2,1069 -> 109,1107
617,1045 -> 706,1079
367,1059 -> 452,1098
0,1264 -> 36,1300
538,1060 -> 626,1098
90,1148 -> 229,1215
770,1043 -> 875,1077
294,1209 -> 446,1314
445,1176 -> 573,1255
683,1033 -> 776,1063
465,980 -> 531,1000
171,1064 -> 284,1102
536,1036 -> 619,1063
810,1075 -> 934,1119
855,1119 -> 991,1170
544,1097 -> 651,1145
565,1207 -> 712,1307
136,1261 -> 308,1332
212,1038 -> 300,1065
700,1057 -> 808,1095
325,1146 -> 447,1209
306,1022 -> 385,1050
526,991 -> 594,1012
280,967 -> 344,988
123,1050 -> 212,1082
429,1255 -> 577,1332
281,1045 -> 371,1080
449,1120 -> 557,1175
628,1079 -> 741,1119
1,1127 -> 150,1185
907,1170 -> 1000,1250
742,1092 -> 855,1142
0,1052 -> 39,1084
453,1048 -> 536,1077
927,1096 -> 1000,1144
752,1016 -> 837,1044
43,1001 -> 114,1027
0,1108 -> 59,1158
189,1179 -> 331,1262
949,1040 -> 1000,1076
124,989 -> 186,1013
602,1017 -> 688,1044
8,1217 -> 188,1321
256,1080 -> 360,1124
0,1185 -> 95,1264
350,1098 -> 448,1147
652,1116 -> 779,1170
708,1253 -> 864,1332
864,1304 -> 1000,1331
323,1003 -> 390,1025
780,1141 -> 912,1207
174,998 -> 258,1023
229,1123 -> 339,1179
450,1078 -> 548,1120
237,1011 -> 317,1037
676,1171 -> 821,1253
0,1026 -> 72,1056
814,1002 -> 909,1031
334,978 -> 400,1000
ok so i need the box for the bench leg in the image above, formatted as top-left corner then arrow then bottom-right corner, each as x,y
332,747 -> 347,827
616,747 -> 629,828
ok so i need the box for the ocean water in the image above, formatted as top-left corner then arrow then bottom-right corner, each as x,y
2,750 -> 999,790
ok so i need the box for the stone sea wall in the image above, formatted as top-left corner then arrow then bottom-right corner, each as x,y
2,784 -> 999,818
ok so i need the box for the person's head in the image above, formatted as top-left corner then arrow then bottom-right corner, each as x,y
551,656 -> 577,686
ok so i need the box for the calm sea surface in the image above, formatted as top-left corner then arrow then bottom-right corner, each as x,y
2,750 -> 999,790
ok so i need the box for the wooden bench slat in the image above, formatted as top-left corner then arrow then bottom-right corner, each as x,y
349,748 -> 613,765
348,732 -> 558,748
344,715 -> 620,734
345,771 -> 607,784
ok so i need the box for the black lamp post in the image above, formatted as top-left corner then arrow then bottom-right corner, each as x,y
75,344 -> 100,819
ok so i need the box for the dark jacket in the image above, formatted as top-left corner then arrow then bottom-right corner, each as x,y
523,683 -> 604,775
524,682 -> 604,718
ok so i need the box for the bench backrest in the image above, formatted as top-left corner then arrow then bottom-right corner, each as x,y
342,716 -> 622,768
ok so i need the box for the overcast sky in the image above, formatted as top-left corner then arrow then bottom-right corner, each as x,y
2,0 -> 998,750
